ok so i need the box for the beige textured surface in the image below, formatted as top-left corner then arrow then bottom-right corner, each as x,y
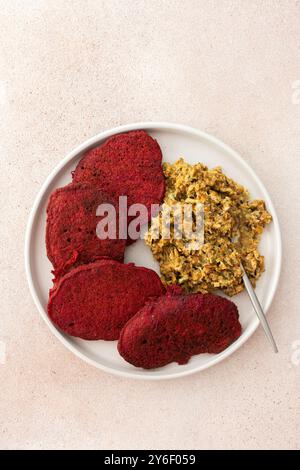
0,0 -> 300,450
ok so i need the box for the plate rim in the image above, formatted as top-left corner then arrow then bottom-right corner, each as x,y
24,121 -> 282,380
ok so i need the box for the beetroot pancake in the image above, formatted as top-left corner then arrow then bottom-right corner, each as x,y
72,130 -> 165,243
118,293 -> 242,369
47,260 -> 165,340
46,183 -> 126,278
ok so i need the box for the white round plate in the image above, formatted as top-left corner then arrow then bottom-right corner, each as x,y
25,122 -> 282,380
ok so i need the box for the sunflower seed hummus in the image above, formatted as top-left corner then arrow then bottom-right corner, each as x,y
145,158 -> 272,296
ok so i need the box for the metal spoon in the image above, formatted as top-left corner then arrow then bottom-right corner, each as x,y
241,264 -> 278,353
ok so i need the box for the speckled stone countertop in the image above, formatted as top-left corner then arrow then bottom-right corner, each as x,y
0,0 -> 299,450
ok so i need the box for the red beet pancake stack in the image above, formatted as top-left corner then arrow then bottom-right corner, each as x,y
45,130 -> 241,367
118,292 -> 242,368
46,183 -> 126,278
48,259 -> 165,340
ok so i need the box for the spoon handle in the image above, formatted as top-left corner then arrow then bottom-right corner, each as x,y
242,265 -> 278,353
